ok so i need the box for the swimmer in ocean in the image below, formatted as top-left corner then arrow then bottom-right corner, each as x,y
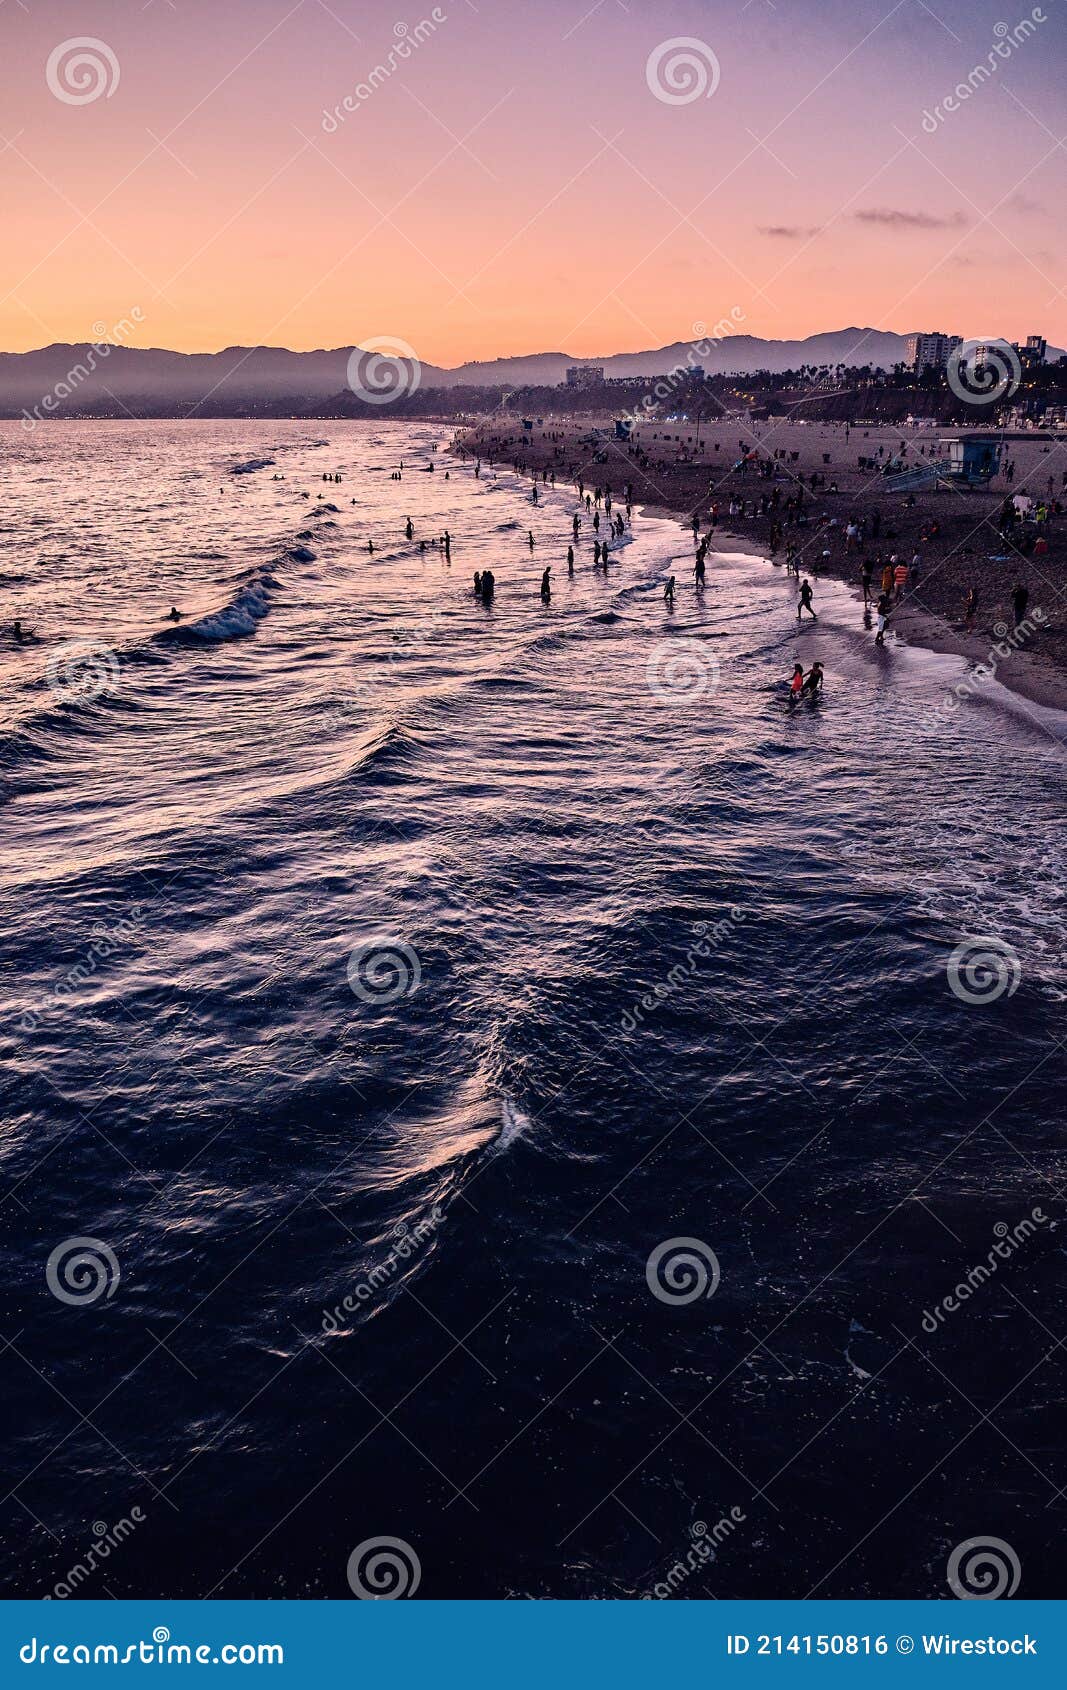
802,661 -> 824,698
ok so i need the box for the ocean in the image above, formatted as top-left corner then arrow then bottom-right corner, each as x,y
1,419 -> 1065,1600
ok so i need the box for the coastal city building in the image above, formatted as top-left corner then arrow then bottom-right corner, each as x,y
1004,398 -> 1066,429
1018,334 -> 1048,369
973,336 -> 1047,373
565,364 -> 605,388
905,331 -> 962,374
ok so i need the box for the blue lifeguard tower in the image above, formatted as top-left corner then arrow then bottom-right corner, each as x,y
941,434 -> 1003,485
886,434 -> 1003,493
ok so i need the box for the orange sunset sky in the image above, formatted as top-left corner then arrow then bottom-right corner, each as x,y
1,0 -> 1064,365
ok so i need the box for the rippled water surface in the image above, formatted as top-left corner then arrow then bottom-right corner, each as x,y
1,420 -> 1065,1599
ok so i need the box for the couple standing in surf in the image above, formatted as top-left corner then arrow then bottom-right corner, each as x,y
789,662 -> 824,702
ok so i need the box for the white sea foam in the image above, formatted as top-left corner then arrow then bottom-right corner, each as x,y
179,576 -> 274,641
498,1097 -> 533,1149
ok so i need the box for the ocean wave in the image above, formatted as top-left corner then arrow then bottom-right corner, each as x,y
0,675 -> 149,778
497,1096 -> 533,1149
153,572 -> 277,645
349,721 -> 418,784
0,698 -> 89,770
230,458 -> 275,476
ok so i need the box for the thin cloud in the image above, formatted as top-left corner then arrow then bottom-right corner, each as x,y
950,246 -> 1057,270
758,224 -> 822,239
853,208 -> 968,229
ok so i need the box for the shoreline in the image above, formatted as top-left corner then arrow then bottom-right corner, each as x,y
647,498 -> 1067,717
450,415 -> 1067,715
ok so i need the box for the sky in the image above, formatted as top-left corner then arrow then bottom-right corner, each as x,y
1,0 -> 1064,365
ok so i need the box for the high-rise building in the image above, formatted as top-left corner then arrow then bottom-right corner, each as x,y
1019,335 -> 1047,369
973,339 -> 1023,374
565,365 -> 605,388
905,332 -> 962,374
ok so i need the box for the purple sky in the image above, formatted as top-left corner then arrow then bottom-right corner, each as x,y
1,0 -> 1064,361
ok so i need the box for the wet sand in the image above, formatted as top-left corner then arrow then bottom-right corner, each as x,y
453,414 -> 1067,712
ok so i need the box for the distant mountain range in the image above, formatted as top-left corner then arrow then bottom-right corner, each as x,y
417,328 -> 914,387
1,329 -> 1059,418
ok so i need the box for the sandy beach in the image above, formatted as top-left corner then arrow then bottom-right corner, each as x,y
453,414 -> 1067,712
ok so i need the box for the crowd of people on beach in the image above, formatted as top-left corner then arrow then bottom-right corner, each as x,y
451,440 -> 839,702
454,415 -> 1057,698
14,417 -> 1047,722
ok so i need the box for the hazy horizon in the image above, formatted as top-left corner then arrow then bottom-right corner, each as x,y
2,322 -> 1060,367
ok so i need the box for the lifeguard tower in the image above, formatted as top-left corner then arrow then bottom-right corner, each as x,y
886,434 -> 1002,493
941,435 -> 1002,485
